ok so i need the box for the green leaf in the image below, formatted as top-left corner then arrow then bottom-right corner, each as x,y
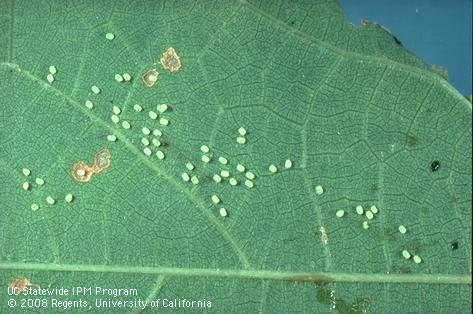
1,0 -> 471,313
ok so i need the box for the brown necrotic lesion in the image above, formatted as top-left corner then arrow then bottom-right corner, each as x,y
141,68 -> 159,87
93,149 -> 111,173
8,277 -> 39,294
71,161 -> 94,183
160,47 -> 181,72
71,149 -> 111,183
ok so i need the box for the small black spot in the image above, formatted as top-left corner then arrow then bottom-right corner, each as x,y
451,241 -> 459,250
393,35 -> 402,45
290,21 -> 295,26
431,160 -> 441,172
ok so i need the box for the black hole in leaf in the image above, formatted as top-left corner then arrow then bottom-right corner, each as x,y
451,241 -> 459,250
431,160 -> 440,172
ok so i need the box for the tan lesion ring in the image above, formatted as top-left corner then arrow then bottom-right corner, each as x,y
71,149 -> 111,183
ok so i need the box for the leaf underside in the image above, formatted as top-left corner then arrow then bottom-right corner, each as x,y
0,0 -> 471,313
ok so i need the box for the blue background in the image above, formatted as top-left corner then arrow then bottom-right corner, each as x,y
339,0 -> 472,95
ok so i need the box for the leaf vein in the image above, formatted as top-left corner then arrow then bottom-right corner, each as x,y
0,62 -> 252,270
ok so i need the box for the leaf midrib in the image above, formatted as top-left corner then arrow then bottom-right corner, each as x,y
2,0 -> 471,282
0,262 -> 470,285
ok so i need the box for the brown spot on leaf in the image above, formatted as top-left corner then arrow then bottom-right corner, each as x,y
71,149 -> 111,183
141,68 -> 159,87
292,274 -> 331,282
71,161 -> 94,183
160,47 -> 181,72
93,149 -> 111,173
9,277 -> 30,294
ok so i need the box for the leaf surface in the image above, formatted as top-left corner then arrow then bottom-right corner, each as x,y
0,0 -> 471,313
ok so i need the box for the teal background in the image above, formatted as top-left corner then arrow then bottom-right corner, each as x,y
340,0 -> 473,95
